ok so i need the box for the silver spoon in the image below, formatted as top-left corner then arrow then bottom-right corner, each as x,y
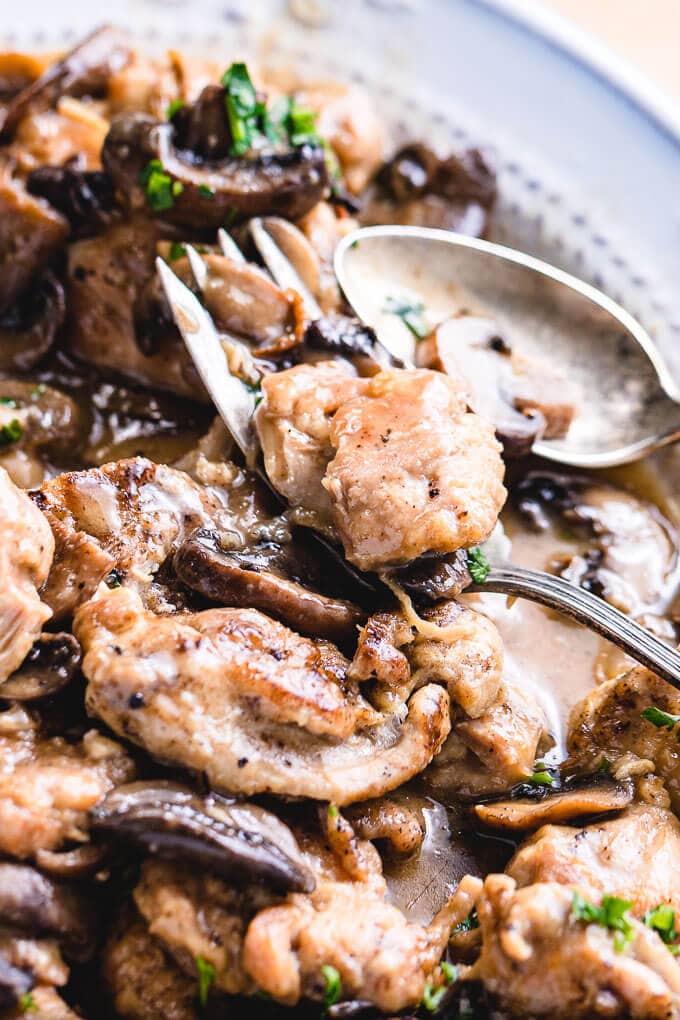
335,225 -> 680,469
156,250 -> 680,689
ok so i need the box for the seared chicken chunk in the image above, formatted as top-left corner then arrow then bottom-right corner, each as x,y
0,466 -> 53,682
508,804 -> 680,918
468,875 -> 680,1019
76,586 -> 450,804
31,457 -> 237,619
257,363 -> 506,568
0,708 -> 135,861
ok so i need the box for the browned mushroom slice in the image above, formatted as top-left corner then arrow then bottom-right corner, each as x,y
303,314 -> 400,371
0,272 -> 66,373
102,112 -> 329,229
91,781 -> 315,894
474,775 -> 633,831
34,844 -> 108,880
174,529 -> 365,646
1,633 -> 81,702
0,863 -> 94,961
391,549 -> 471,604
0,25 -> 131,140
27,164 -> 118,238
0,180 -> 68,316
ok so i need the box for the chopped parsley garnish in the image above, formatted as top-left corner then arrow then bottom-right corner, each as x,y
453,909 -> 479,935
139,159 -> 184,212
571,892 -> 635,952
527,762 -> 555,787
105,570 -> 122,589
421,963 -> 457,1013
321,964 -> 341,1007
195,955 -> 215,1007
643,903 -> 679,951
198,184 -> 215,200
19,992 -> 36,1013
327,803 -> 339,819
0,397 -> 17,407
383,294 -> 428,339
641,705 -> 680,734
245,379 -> 263,407
169,241 -> 187,261
0,418 -> 23,447
467,546 -> 490,584
166,97 -> 185,119
221,62 -> 321,156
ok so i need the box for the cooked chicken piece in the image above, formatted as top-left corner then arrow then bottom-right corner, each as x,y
130,820 -> 476,1013
0,466 -> 53,682
0,709 -> 135,861
256,360 -> 368,529
467,875 -> 680,1019
66,218 -> 205,400
455,677 -> 545,784
103,911 -> 198,1020
76,586 -> 450,804
324,368 -> 505,569
507,804 -> 680,919
344,798 -> 425,857
31,457 -> 237,619
257,364 -> 506,568
567,665 -> 680,812
0,176 -> 67,315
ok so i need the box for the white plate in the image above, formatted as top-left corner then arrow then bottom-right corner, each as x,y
5,0 -> 680,390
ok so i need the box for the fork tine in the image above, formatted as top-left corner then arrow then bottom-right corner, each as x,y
249,216 -> 322,320
184,243 -> 208,292
156,257 -> 257,461
217,227 -> 247,263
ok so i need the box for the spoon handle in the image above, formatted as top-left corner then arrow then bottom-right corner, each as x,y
469,565 -> 680,689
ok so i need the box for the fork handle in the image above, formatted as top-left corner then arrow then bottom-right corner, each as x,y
468,565 -> 680,689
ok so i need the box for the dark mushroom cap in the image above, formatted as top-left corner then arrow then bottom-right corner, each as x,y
0,863 -> 95,961
0,272 -> 65,374
392,549 -> 472,605
27,164 -> 118,238
102,112 -> 329,229
1,633 -> 81,702
174,528 -> 366,646
304,314 -> 401,372
474,773 -> 633,831
91,780 -> 316,894
0,25 -> 131,140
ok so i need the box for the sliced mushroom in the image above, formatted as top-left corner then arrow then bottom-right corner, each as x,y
303,314 -> 400,371
174,528 -> 365,646
27,163 -> 117,238
0,178 -> 68,317
392,549 -> 472,604
103,112 -> 329,228
474,774 -> 633,831
0,272 -> 66,373
34,844 -> 108,879
1,633 -> 81,702
0,25 -> 131,140
417,315 -> 546,457
0,863 -> 94,961
90,781 -> 316,894
0,954 -> 33,1011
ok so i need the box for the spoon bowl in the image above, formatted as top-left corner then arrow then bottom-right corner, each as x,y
335,226 -> 680,468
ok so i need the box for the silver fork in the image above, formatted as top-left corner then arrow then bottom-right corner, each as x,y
157,240 -> 680,689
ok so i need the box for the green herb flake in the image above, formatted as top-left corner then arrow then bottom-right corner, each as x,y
166,97 -> 185,119
440,961 -> 458,985
195,955 -> 215,1007
641,705 -> 680,734
571,892 -> 635,952
222,62 -> 258,156
453,909 -> 479,935
140,159 -> 180,212
421,982 -> 448,1013
198,184 -> 215,200
19,993 -> 36,1013
467,546 -> 490,584
643,903 -> 678,947
287,99 -> 321,147
320,964 -> 341,1008
327,803 -> 339,819
0,397 -> 17,407
528,762 -> 555,787
169,242 -> 187,261
383,294 -> 429,339
0,418 -> 23,447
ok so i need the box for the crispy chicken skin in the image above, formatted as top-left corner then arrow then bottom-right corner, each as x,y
31,457 -> 235,619
508,804 -> 680,918
0,709 -> 135,861
257,364 -> 506,567
76,586 -> 451,804
469,875 -> 680,1019
0,466 -> 54,682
